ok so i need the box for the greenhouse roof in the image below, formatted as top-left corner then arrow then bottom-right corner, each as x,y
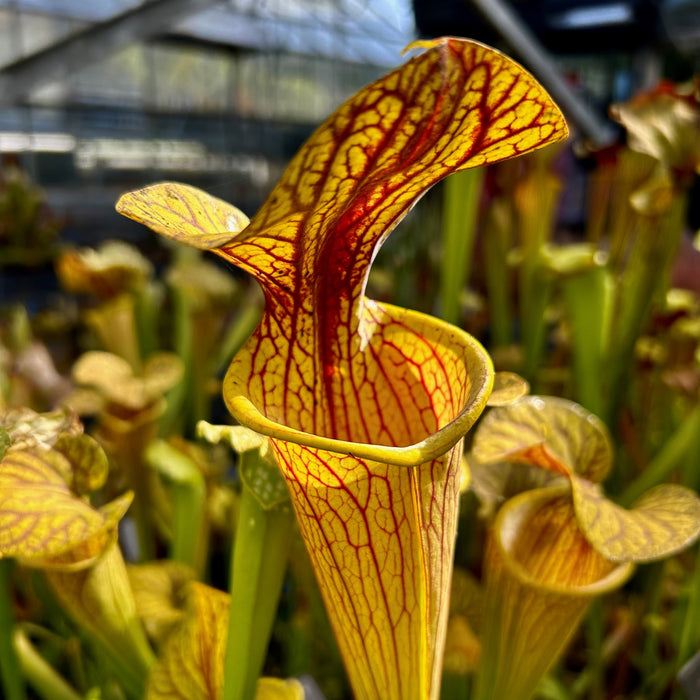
0,0 -> 416,67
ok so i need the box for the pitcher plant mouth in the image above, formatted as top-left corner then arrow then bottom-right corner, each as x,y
225,301 -> 494,467
492,486 -> 636,596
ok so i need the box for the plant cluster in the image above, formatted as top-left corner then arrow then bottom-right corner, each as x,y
0,166 -> 62,266
0,37 -> 699,700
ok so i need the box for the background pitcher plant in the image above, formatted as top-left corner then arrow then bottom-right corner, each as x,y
117,38 -> 568,699
468,396 -> 700,700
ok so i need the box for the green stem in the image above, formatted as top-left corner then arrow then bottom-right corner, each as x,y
215,299 -> 264,375
517,161 -> 559,385
519,270 -> 552,386
644,664 -> 678,700
134,283 -> 161,361
0,560 -> 26,700
91,295 -> 142,372
537,675 -> 573,700
45,544 -> 155,700
440,672 -> 470,699
681,405 -> 700,493
584,599 -> 604,700
127,457 -> 156,562
483,201 -> 513,349
160,285 -> 192,437
12,630 -> 80,700
677,544 -> 700,668
439,168 -> 484,325
222,477 -> 293,700
620,404 -> 700,507
145,440 -> 208,575
560,266 -> 612,417
603,199 -> 685,427
92,634 -> 149,700
641,563 -> 665,675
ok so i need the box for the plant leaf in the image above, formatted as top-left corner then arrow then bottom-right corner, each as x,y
142,353 -> 185,397
197,422 -> 289,509
486,371 -> 530,406
72,351 -> 135,396
73,351 -> 183,409
0,448 -> 127,562
127,560 -> 194,647
476,486 -> 634,700
46,540 -> 155,692
167,253 -> 238,307
239,450 -> 289,510
468,457 -> 564,518
197,421 -> 267,454
55,240 -> 153,296
255,679 -> 305,700
0,428 -> 10,461
222,39 -> 565,437
270,432 -> 465,698
119,38 -> 566,447
17,492 -> 132,571
54,433 -> 109,495
449,567 -> 484,633
443,614 -> 481,675
508,490 -> 621,587
471,396 -> 700,563
117,183 -> 250,250
470,396 -> 613,482
611,82 -> 700,173
146,582 -> 228,700
1,407 -> 80,452
572,479 -> 700,562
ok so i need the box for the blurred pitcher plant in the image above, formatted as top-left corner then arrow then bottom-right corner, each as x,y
468,395 -> 700,700
55,239 -> 156,369
0,407 -> 152,699
117,37 -> 568,699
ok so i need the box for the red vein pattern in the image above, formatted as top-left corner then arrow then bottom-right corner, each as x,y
118,37 -> 568,700
221,39 -> 567,442
147,583 -> 228,700
0,449 -> 118,561
269,301 -> 477,698
216,39 -> 566,699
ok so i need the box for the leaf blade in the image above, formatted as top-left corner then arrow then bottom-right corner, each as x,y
0,449 -> 117,562
116,183 -> 250,250
471,396 -> 613,482
573,480 -> 700,562
146,582 -> 228,700
222,39 -> 568,323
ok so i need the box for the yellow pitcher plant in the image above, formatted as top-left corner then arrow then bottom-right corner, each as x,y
117,37 -> 568,699
469,395 -> 700,700
55,239 -> 155,369
0,407 -> 154,698
147,581 -> 305,700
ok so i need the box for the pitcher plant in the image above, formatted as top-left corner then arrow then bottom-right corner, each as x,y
117,37 -> 568,699
468,395 -> 700,700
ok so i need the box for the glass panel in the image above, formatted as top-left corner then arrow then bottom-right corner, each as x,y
0,10 -> 80,67
150,44 -> 229,112
235,52 -> 381,123
70,45 -> 147,106
8,0 -> 144,21
0,9 -> 19,66
19,12 -> 80,56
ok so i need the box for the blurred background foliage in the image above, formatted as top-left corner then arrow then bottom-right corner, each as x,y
1,1 -> 700,699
